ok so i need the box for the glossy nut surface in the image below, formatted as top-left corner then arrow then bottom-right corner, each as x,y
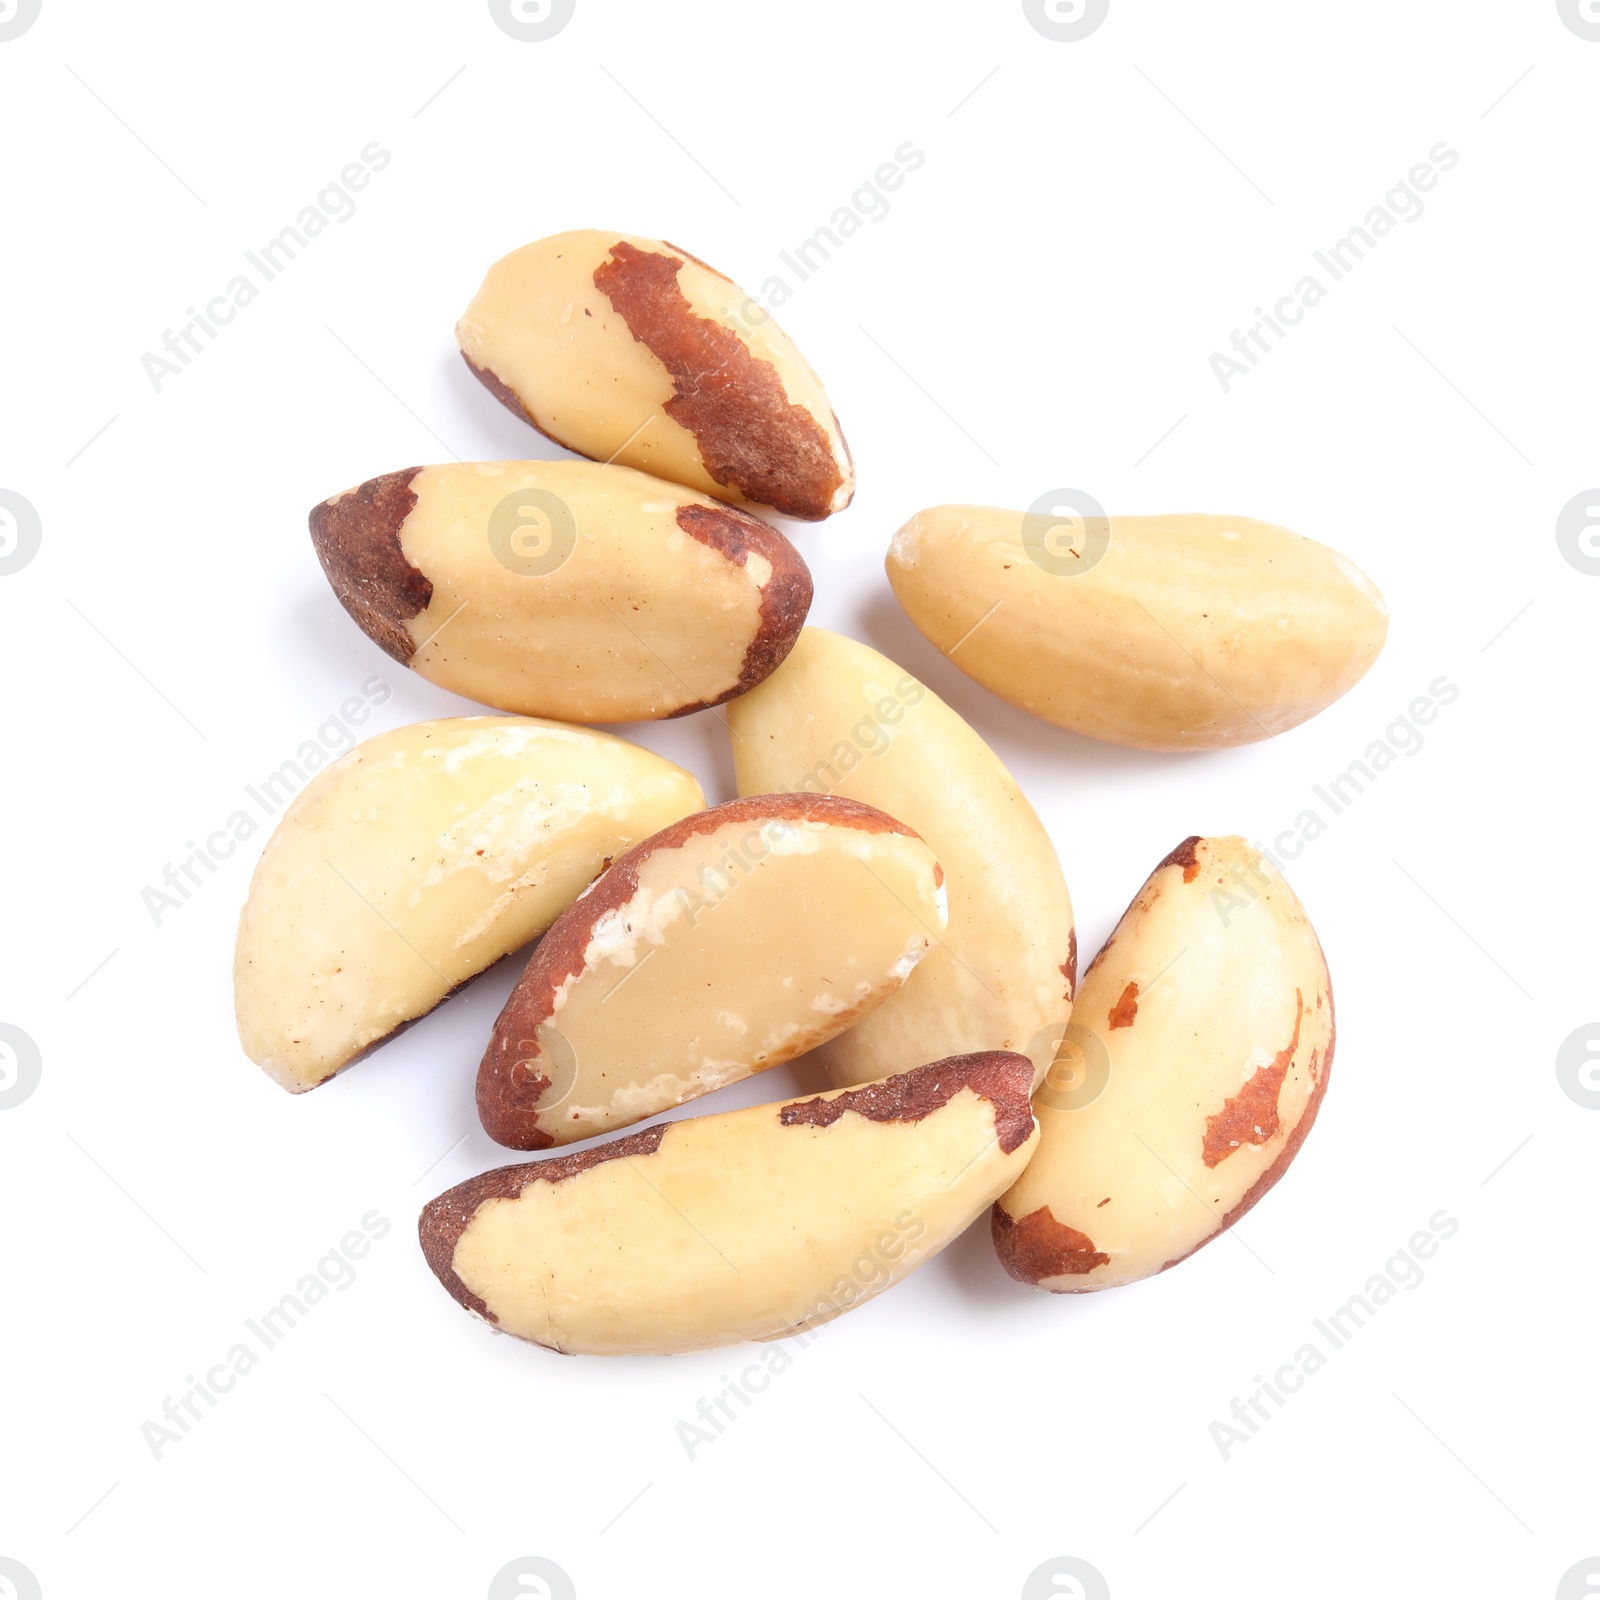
477,793 -> 947,1148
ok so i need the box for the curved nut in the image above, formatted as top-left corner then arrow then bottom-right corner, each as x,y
310,460 -> 812,723
888,507 -> 1389,749
457,230 -> 854,520
727,628 -> 1075,1089
423,1051 -> 1038,1354
477,792 -> 948,1148
993,836 -> 1334,1292
234,717 -> 704,1092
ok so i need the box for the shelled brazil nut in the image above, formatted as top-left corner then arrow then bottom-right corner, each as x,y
310,460 -> 812,722
888,507 -> 1388,749
242,211 -> 1372,1352
424,1052 -> 1037,1354
476,793 -> 948,1149
234,717 -> 703,1092
728,628 -> 1075,1088
992,836 -> 1334,1291
457,230 -> 854,520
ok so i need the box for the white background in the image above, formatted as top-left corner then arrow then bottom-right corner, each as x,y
2,2 -> 1596,1597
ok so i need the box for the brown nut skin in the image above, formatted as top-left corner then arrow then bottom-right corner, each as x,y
422,1051 -> 1038,1356
993,836 -> 1334,1292
478,792 -> 949,1149
309,460 -> 812,722
457,230 -> 854,521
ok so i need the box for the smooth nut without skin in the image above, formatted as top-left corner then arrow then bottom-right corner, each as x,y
887,508 -> 1389,750
477,793 -> 948,1149
309,460 -> 812,723
993,836 -> 1334,1292
456,230 -> 854,520
424,1052 -> 1038,1355
234,717 -> 703,1092
727,628 -> 1075,1089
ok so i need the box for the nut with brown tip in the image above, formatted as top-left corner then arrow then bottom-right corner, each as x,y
477,792 -> 948,1148
993,836 -> 1334,1292
456,230 -> 854,520
423,1052 -> 1038,1355
310,459 -> 812,723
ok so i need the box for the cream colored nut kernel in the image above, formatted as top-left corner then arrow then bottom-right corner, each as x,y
477,793 -> 948,1148
234,717 -> 704,1092
993,836 -> 1334,1292
310,460 -> 811,723
457,230 -> 854,520
423,1052 -> 1038,1355
888,507 -> 1389,750
727,628 -> 1075,1089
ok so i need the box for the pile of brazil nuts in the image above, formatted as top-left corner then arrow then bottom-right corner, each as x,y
234,228 -> 1386,1356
